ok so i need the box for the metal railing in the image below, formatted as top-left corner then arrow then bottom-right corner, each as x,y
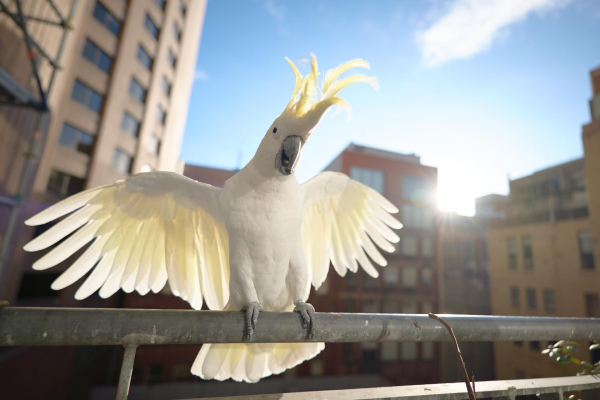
1,307 -> 600,399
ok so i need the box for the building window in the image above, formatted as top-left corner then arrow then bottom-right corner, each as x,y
363,271 -> 379,289
156,105 -> 166,124
401,301 -> 418,360
421,237 -> 433,257
382,265 -> 398,288
345,273 -> 356,287
401,265 -> 417,289
382,300 -> 398,314
507,237 -> 517,269
578,230 -> 595,270
93,2 -> 121,36
585,294 -> 600,317
47,170 -> 84,197
179,0 -> 186,15
526,288 -> 536,309
82,39 -> 112,73
171,363 -> 191,382
343,343 -> 354,364
401,236 -> 418,256
147,135 -> 161,155
148,363 -> 163,384
113,149 -> 132,173
17,273 -> 61,300
350,166 -> 384,193
510,287 -> 520,308
543,289 -> 556,313
421,266 -> 433,287
145,14 -> 160,39
162,76 -> 171,96
402,176 -> 432,205
522,236 -> 533,270
344,299 -> 356,312
530,341 -> 540,351
168,48 -> 177,68
422,342 -> 434,360
71,80 -> 103,113
129,78 -> 146,103
137,45 -> 153,70
59,123 -> 94,155
154,0 -> 165,10
402,204 -> 433,229
173,22 -> 182,41
515,341 -> 523,347
121,112 -> 140,137
380,342 -> 398,362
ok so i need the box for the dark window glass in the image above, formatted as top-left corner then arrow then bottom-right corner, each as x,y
530,341 -> 540,351
17,273 -> 61,299
162,76 -> 171,96
148,363 -> 163,384
156,105 -> 166,124
167,49 -> 177,68
129,78 -> 146,103
526,288 -> 536,309
145,14 -> 159,39
147,135 -> 161,154
344,299 -> 356,313
543,289 -> 556,313
83,39 -> 112,73
113,149 -> 132,173
47,170 -> 85,197
514,341 -> 523,347
154,0 -> 165,10
173,22 -> 181,41
121,112 -> 140,137
137,45 -> 153,70
59,123 -> 94,155
586,294 -> 600,317
578,230 -> 595,270
93,2 -> 121,36
507,237 -> 517,269
510,287 -> 520,308
71,80 -> 104,113
179,0 -> 186,16
522,236 -> 533,270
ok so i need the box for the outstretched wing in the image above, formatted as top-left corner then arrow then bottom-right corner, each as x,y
24,171 -> 230,310
301,172 -> 401,290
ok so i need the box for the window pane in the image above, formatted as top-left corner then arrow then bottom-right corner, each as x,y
383,265 -> 398,288
422,342 -> 434,360
401,236 -> 418,256
47,170 -> 66,196
168,49 -> 177,67
113,149 -> 132,173
162,76 -> 171,95
93,2 -> 121,36
578,230 -> 595,270
67,176 -> 85,196
71,80 -> 87,104
82,40 -> 97,63
421,267 -> 433,287
121,112 -> 140,137
403,176 -> 432,205
543,289 -> 556,313
77,132 -> 94,155
156,106 -> 166,124
380,342 -> 398,362
421,237 -> 433,257
526,288 -> 536,309
88,90 -> 104,112
98,53 -> 112,73
137,45 -> 153,70
585,294 -> 600,317
522,236 -> 533,270
511,287 -> 520,307
173,23 -> 181,41
401,265 -> 417,289
147,135 -> 160,154
402,204 -> 433,229
129,78 -> 146,103
83,39 -> 112,73
59,124 -> 78,148
154,0 -> 165,10
72,80 -> 104,113
507,237 -> 517,269
350,166 -> 384,193
145,14 -> 159,39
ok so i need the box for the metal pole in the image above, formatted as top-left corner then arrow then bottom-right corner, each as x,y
1,307 -> 599,346
115,345 -> 137,400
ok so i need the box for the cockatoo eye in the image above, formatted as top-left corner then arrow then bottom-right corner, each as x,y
272,127 -> 277,133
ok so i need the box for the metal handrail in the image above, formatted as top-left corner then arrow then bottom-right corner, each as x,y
2,307 -> 600,400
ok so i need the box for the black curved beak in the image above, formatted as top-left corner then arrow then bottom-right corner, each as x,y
276,135 -> 302,175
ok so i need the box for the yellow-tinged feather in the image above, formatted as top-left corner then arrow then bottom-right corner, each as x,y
321,59 -> 370,99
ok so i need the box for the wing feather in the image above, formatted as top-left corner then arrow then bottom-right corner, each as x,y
301,172 -> 401,289
24,171 -> 230,310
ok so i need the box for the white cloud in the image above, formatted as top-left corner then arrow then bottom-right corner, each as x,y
194,70 -> 208,81
416,0 -> 572,66
264,0 -> 285,22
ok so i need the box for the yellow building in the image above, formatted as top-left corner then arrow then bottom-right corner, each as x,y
488,68 -> 600,379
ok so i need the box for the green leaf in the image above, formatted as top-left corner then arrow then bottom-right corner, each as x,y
570,356 -> 581,364
557,356 -> 571,364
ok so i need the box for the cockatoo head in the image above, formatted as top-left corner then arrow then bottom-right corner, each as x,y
256,54 -> 378,176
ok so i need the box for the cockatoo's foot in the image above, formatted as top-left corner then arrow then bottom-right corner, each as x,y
294,301 -> 316,339
241,301 -> 263,340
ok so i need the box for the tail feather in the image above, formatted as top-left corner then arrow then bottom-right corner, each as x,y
192,342 -> 325,383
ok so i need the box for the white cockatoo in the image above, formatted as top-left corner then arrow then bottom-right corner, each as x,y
24,55 -> 402,382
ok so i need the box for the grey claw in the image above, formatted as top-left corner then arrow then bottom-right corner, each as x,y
242,301 -> 262,341
294,301 -> 316,339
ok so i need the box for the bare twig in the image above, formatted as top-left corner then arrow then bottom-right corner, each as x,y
429,313 -> 477,400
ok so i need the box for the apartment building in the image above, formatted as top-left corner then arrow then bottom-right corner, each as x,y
487,68 -> 600,379
0,2 -> 206,399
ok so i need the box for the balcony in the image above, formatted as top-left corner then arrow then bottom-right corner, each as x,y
1,307 -> 599,399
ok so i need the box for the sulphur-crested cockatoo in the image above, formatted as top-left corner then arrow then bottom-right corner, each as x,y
24,55 -> 401,382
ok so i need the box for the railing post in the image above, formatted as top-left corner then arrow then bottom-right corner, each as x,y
115,345 -> 137,400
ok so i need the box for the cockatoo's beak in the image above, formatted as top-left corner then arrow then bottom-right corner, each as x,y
275,135 -> 302,175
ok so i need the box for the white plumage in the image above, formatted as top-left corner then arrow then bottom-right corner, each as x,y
24,55 -> 400,382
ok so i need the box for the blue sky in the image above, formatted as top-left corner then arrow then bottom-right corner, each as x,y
181,0 -> 600,215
